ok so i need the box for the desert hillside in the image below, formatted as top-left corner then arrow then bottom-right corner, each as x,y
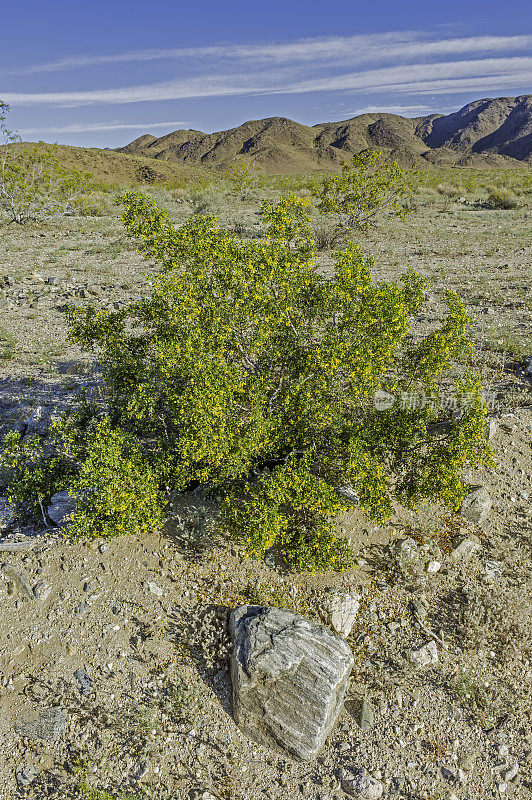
118,95 -> 532,172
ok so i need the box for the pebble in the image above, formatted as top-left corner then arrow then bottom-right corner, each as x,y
146,581 -> 163,597
408,640 -> 438,668
341,770 -> 383,799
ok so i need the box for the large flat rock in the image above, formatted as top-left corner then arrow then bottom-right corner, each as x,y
229,605 -> 354,761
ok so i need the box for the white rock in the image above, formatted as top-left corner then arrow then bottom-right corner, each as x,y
451,536 -> 481,562
408,640 -> 438,668
501,762 -> 518,782
146,582 -> 163,597
341,771 -> 383,799
460,487 -> 491,525
427,560 -> 441,573
321,593 -> 360,638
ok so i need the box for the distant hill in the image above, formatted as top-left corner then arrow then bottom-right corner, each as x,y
9,143 -> 212,187
118,95 -> 532,173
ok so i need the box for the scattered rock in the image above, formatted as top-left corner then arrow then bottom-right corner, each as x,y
501,762 -> 519,782
47,490 -> 77,527
427,560 -> 441,573
230,605 -> 354,761
321,592 -> 360,638
341,769 -> 383,798
460,486 -> 492,525
146,581 -> 163,597
23,405 -> 54,436
408,640 -> 438,668
14,707 -> 66,742
74,668 -> 94,696
451,534 -> 481,562
1,563 -> 34,601
15,763 -> 37,787
358,696 -> 374,731
336,484 -> 359,504
32,580 -> 51,601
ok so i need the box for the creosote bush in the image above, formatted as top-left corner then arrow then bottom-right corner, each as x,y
64,189 -> 492,571
315,148 -> 417,233
1,101 -> 92,224
485,185 -> 519,209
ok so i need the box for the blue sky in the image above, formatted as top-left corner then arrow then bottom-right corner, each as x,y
1,0 -> 531,148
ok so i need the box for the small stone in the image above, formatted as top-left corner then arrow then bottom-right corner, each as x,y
32,581 -> 51,601
486,420 -> 498,440
15,763 -> 37,787
427,560 -> 441,573
146,581 -> 163,597
460,487 -> 491,525
484,560 -> 503,578
451,535 -> 481,562
411,597 -> 428,620
321,592 -> 360,638
341,770 -> 383,798
500,762 -> 518,782
74,668 -> 94,696
359,696 -> 374,731
408,640 -> 438,668
47,490 -> 77,527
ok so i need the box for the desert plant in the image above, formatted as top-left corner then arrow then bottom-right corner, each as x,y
436,182 -> 461,198
0,411 -> 162,538
66,191 -> 492,571
315,149 -> 417,234
0,102 -> 92,224
485,185 -> 519,209
223,158 -> 259,199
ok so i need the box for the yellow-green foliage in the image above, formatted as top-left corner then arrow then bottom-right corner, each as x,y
0,412 -> 162,539
315,149 -> 417,231
485,185 -> 519,209
1,103 -> 93,224
67,190 -> 492,571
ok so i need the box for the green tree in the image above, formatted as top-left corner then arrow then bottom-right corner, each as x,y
0,101 -> 91,223
316,149 -> 417,233
66,191 -> 492,571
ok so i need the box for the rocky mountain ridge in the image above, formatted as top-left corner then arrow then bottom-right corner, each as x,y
118,95 -> 532,172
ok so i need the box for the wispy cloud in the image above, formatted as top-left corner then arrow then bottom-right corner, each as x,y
3,55 -> 531,108
16,120 -> 186,135
3,33 -> 532,76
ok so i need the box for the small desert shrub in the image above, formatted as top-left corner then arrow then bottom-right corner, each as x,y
66,190 -> 492,571
485,186 -> 519,209
1,102 -> 92,224
73,191 -> 116,217
311,217 -> 345,250
436,182 -> 461,198
314,149 -> 417,234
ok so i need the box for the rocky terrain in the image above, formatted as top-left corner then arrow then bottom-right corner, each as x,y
0,179 -> 531,800
118,96 -> 532,172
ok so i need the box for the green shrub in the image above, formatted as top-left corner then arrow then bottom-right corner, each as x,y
315,149 -> 417,233
436,182 -> 461,198
485,186 -> 519,209
66,190 -> 492,571
0,411 -> 162,538
1,102 -> 92,224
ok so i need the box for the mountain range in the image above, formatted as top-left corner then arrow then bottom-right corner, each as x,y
118,95 -> 532,172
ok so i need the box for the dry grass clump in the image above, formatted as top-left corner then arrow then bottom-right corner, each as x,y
485,185 -> 520,209
436,182 -> 461,198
